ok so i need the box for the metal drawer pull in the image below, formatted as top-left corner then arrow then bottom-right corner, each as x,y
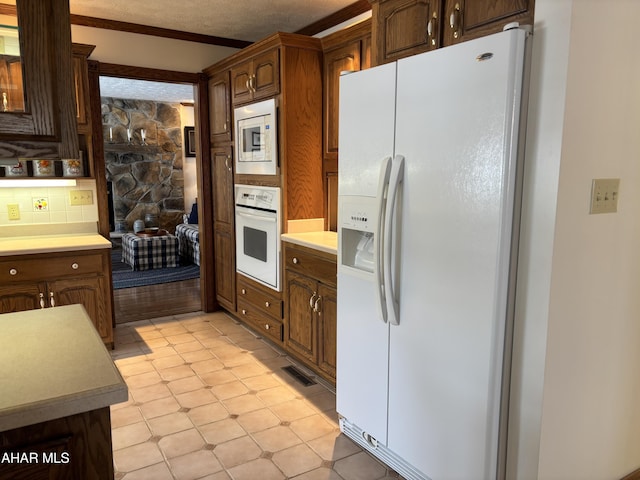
9,268 -> 17,275
49,292 -> 55,307
314,296 -> 322,314
309,292 -> 317,309
71,263 -> 79,270
241,288 -> 247,295
39,293 -> 45,309
265,301 -> 270,307
292,257 -> 299,264
242,309 -> 247,315
265,324 -> 270,330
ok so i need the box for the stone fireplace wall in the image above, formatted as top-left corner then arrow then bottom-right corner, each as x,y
102,98 -> 185,232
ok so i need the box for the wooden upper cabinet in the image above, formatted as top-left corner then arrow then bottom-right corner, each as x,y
0,0 -> 78,159
209,70 -> 231,144
321,19 -> 371,162
370,0 -> 535,65
371,0 -> 442,65
442,0 -> 534,46
230,48 -> 280,105
72,44 -> 95,134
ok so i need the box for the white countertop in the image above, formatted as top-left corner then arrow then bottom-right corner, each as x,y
0,233 -> 111,256
0,305 -> 127,431
281,231 -> 337,255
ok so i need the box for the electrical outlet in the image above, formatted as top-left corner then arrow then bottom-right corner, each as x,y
69,190 -> 94,206
590,178 -> 620,214
7,204 -> 20,220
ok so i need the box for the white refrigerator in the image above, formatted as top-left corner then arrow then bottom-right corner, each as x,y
336,26 -> 531,480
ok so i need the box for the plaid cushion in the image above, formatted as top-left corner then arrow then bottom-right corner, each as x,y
121,233 -> 179,271
175,223 -> 200,266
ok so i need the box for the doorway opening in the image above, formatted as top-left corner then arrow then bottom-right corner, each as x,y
97,73 -> 203,323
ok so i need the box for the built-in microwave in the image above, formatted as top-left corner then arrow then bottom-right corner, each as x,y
234,98 -> 277,175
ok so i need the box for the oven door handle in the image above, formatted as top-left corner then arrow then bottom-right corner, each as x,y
236,210 -> 277,223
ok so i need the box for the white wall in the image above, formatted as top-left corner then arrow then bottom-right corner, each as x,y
509,0 -> 640,478
180,104 -> 197,211
70,25 -> 239,72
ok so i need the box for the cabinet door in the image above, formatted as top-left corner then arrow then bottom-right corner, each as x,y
372,0 -> 441,65
317,283 -> 337,379
285,272 -> 317,363
324,42 -> 361,160
251,48 -> 280,101
48,276 -> 110,341
209,70 -> 232,143
230,59 -> 253,105
214,226 -> 236,311
442,0 -> 533,46
0,282 -> 43,313
212,146 -> 234,225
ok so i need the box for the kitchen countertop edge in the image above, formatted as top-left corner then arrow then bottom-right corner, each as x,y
281,231 -> 337,255
0,233 -> 112,257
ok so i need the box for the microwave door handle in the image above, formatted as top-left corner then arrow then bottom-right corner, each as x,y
236,211 -> 277,223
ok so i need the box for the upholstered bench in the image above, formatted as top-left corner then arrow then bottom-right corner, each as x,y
121,232 -> 179,271
175,223 -> 200,266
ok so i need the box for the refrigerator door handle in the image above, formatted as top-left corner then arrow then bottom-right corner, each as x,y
374,156 -> 393,323
384,154 -> 404,326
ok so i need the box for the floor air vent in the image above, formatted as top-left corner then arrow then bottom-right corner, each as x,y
282,365 -> 316,386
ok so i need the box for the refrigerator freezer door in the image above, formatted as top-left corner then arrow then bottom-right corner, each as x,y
387,28 -> 527,479
336,62 -> 397,445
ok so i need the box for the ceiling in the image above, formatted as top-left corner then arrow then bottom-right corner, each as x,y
72,0 -> 366,103
69,0 -> 360,43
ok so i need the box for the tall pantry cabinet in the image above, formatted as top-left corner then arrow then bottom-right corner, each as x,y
204,33 -> 324,320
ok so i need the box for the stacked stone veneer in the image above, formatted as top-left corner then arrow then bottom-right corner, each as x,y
102,98 -> 185,232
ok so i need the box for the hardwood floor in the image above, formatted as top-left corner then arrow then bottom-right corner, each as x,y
113,278 -> 202,324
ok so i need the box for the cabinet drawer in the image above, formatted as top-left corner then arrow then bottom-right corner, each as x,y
237,298 -> 283,343
237,279 -> 283,321
284,247 -> 336,287
0,253 -> 103,283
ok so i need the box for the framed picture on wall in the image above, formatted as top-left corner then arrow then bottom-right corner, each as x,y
184,126 -> 196,157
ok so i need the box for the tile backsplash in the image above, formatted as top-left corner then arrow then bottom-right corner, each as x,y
0,179 -> 98,226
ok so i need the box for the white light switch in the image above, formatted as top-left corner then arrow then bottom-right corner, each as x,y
590,178 -> 620,214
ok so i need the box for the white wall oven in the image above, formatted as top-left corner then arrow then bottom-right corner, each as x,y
234,98 -> 278,175
235,184 -> 281,291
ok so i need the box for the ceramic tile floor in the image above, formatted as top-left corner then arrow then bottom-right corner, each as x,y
110,311 -> 403,480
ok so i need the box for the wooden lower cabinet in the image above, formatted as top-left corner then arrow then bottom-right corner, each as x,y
0,407 -> 114,480
283,243 -> 337,383
0,249 -> 114,348
236,275 -> 283,344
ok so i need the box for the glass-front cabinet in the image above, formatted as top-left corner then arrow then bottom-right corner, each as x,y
0,0 -> 79,161
0,24 -> 24,113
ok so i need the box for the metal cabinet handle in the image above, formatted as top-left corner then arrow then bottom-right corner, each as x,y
265,323 -> 270,330
265,301 -> 270,307
225,155 -> 232,172
250,74 -> 256,93
223,121 -> 227,131
292,257 -> 299,264
241,288 -> 247,295
245,78 -> 251,92
450,3 -> 461,39
49,292 -> 55,307
309,292 -> 317,309
242,309 -> 247,315
427,11 -> 438,46
39,293 -> 46,309
71,262 -> 79,270
314,296 -> 322,314
9,268 -> 17,276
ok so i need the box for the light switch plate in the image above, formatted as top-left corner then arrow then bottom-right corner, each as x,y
70,190 -> 94,206
590,178 -> 620,214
